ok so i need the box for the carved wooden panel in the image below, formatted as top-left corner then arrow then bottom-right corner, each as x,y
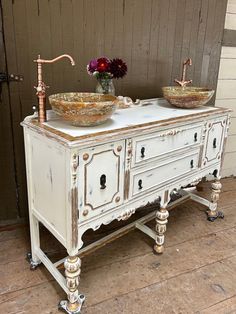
203,117 -> 227,166
78,141 -> 125,222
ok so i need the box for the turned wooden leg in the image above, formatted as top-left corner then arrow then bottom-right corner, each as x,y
207,179 -> 224,222
154,206 -> 169,254
59,256 -> 85,314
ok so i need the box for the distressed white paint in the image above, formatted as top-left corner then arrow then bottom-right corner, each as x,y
131,150 -> 199,197
22,98 -> 230,311
78,141 -> 125,222
133,123 -> 202,166
203,118 -> 226,166
43,100 -> 216,139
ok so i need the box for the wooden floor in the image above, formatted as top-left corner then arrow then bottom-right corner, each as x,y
1,178 -> 236,314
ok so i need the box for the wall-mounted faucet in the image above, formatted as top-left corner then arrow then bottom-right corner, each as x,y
34,54 -> 75,123
174,58 -> 192,87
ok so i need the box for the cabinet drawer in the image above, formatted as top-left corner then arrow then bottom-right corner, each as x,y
131,150 -> 199,197
78,140 -> 125,221
202,116 -> 227,167
133,123 -> 202,166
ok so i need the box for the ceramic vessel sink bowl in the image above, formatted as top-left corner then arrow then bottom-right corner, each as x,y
162,86 -> 215,109
48,92 -> 118,126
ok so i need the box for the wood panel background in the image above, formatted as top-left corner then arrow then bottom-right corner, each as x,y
0,0 -> 228,220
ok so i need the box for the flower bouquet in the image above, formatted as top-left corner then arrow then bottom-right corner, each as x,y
87,57 -> 127,95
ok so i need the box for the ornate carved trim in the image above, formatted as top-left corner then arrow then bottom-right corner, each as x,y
158,128 -> 182,137
117,208 -> 136,221
71,153 -> 79,249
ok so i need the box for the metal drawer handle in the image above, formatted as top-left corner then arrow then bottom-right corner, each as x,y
100,174 -> 106,189
213,138 -> 217,148
141,147 -> 145,158
194,132 -> 198,142
190,160 -> 194,169
138,179 -> 143,190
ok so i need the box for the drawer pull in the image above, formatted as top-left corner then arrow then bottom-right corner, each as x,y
141,147 -> 145,158
100,174 -> 106,189
190,160 -> 194,169
213,138 -> 217,148
138,179 -> 143,190
194,132 -> 198,142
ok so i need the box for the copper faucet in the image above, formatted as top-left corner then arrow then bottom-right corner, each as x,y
174,58 -> 192,87
34,54 -> 75,123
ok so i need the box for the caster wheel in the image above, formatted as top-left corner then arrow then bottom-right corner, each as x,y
207,211 -> 224,222
26,252 -> 41,270
26,252 -> 32,262
207,216 -> 217,222
30,264 -> 38,271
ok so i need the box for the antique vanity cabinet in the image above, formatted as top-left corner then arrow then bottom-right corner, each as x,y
22,98 -> 231,314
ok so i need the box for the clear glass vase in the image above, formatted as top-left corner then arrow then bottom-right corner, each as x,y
95,78 -> 115,95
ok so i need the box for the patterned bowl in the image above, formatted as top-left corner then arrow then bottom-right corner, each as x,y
49,92 -> 118,126
162,86 -> 215,109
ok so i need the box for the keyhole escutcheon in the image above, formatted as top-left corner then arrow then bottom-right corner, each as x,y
138,179 -> 143,190
141,147 -> 145,158
190,160 -> 194,169
213,138 -> 217,148
100,174 -> 106,189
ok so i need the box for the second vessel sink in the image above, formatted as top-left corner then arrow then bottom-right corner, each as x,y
162,86 -> 215,109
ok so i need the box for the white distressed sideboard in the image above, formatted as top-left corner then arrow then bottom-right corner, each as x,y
22,98 -> 231,314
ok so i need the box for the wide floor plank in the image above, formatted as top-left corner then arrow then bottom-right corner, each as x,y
0,178 -> 236,313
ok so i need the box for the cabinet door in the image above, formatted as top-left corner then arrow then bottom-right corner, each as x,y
202,116 -> 227,167
78,140 -> 125,221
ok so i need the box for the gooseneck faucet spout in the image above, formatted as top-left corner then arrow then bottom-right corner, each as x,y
175,58 -> 192,87
34,54 -> 75,123
34,54 -> 76,66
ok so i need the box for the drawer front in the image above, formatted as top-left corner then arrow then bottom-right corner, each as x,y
133,123 -> 202,166
78,140 -> 125,221
131,151 -> 199,197
202,116 -> 227,167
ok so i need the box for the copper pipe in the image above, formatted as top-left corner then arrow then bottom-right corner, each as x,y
34,54 -> 75,123
174,58 -> 192,87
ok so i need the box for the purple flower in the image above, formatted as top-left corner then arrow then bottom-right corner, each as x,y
87,59 -> 98,74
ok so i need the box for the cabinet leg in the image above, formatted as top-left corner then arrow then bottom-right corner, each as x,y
207,179 -> 224,222
27,214 -> 41,269
154,206 -> 169,254
59,256 -> 85,314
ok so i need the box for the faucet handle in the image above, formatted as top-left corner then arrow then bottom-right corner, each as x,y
34,82 -> 49,94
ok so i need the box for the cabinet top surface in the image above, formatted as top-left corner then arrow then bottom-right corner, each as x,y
22,98 -> 230,145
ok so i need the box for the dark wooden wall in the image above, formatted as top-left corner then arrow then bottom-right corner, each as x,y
0,0 -> 227,221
